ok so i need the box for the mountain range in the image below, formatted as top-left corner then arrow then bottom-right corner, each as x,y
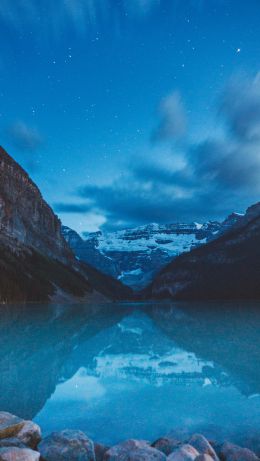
0,145 -> 260,303
62,213 -> 242,290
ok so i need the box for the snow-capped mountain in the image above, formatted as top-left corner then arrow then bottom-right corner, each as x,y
62,216 -> 242,290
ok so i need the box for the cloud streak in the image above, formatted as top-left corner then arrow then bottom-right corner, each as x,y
54,202 -> 94,213
6,121 -> 43,152
152,91 -> 187,142
0,0 -> 160,35
220,73 -> 260,142
57,72 -> 260,229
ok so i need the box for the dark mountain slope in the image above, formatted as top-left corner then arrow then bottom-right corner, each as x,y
0,235 -> 131,303
79,260 -> 132,301
145,202 -> 260,300
0,147 -> 130,303
0,234 -> 92,303
0,146 -> 73,264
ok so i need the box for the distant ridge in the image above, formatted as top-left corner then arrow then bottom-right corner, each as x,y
144,202 -> 260,300
62,214 -> 243,290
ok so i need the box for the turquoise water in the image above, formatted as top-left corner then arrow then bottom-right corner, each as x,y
0,302 -> 259,449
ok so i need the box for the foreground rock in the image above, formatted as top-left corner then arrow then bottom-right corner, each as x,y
0,438 -> 27,449
189,434 -> 219,461
94,443 -> 110,461
103,440 -> 151,460
152,437 -> 181,455
0,412 -> 259,461
38,430 -> 95,461
127,446 -> 166,460
195,456 -> 215,461
16,421 -> 41,449
167,444 -> 200,460
0,413 -> 25,439
0,413 -> 41,449
218,442 -> 258,461
0,447 -> 40,461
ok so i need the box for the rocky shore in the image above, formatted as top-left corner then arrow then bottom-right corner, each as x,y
0,411 -> 258,461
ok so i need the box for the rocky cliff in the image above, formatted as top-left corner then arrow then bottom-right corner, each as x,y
0,146 -> 73,264
0,147 -> 130,303
145,202 -> 260,300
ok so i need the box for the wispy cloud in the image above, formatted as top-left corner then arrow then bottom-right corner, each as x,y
4,120 -> 43,172
6,121 -> 43,152
152,91 -> 187,142
220,73 -> 260,142
54,202 -> 94,213
0,0 -> 160,36
57,72 -> 260,229
124,0 -> 160,15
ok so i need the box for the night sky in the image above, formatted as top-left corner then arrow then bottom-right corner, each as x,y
1,1 -> 260,233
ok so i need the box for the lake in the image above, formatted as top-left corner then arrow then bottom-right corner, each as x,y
0,301 -> 259,450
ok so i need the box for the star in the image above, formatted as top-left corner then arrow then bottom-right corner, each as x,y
236,48 -> 241,53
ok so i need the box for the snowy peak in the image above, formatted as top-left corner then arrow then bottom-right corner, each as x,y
83,221 -> 221,252
63,210 -> 246,291
62,220 -> 222,290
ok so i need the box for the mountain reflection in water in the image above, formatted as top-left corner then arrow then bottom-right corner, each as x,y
0,301 -> 259,449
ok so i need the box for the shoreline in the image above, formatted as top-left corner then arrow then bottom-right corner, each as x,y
0,411 -> 259,461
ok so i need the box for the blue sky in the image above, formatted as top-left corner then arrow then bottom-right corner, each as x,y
1,0 -> 260,232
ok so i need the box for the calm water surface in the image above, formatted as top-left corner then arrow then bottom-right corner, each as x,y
0,302 -> 259,448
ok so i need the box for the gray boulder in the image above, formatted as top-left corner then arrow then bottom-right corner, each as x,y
167,444 -> 200,461
0,438 -> 27,449
0,447 -> 40,461
0,413 -> 25,439
195,456 -> 214,461
38,430 -> 95,461
152,437 -> 181,455
0,413 -> 41,449
16,421 -> 41,449
104,439 -> 150,461
189,435 -> 219,461
127,447 -> 167,460
218,442 -> 258,461
94,442 -> 110,461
